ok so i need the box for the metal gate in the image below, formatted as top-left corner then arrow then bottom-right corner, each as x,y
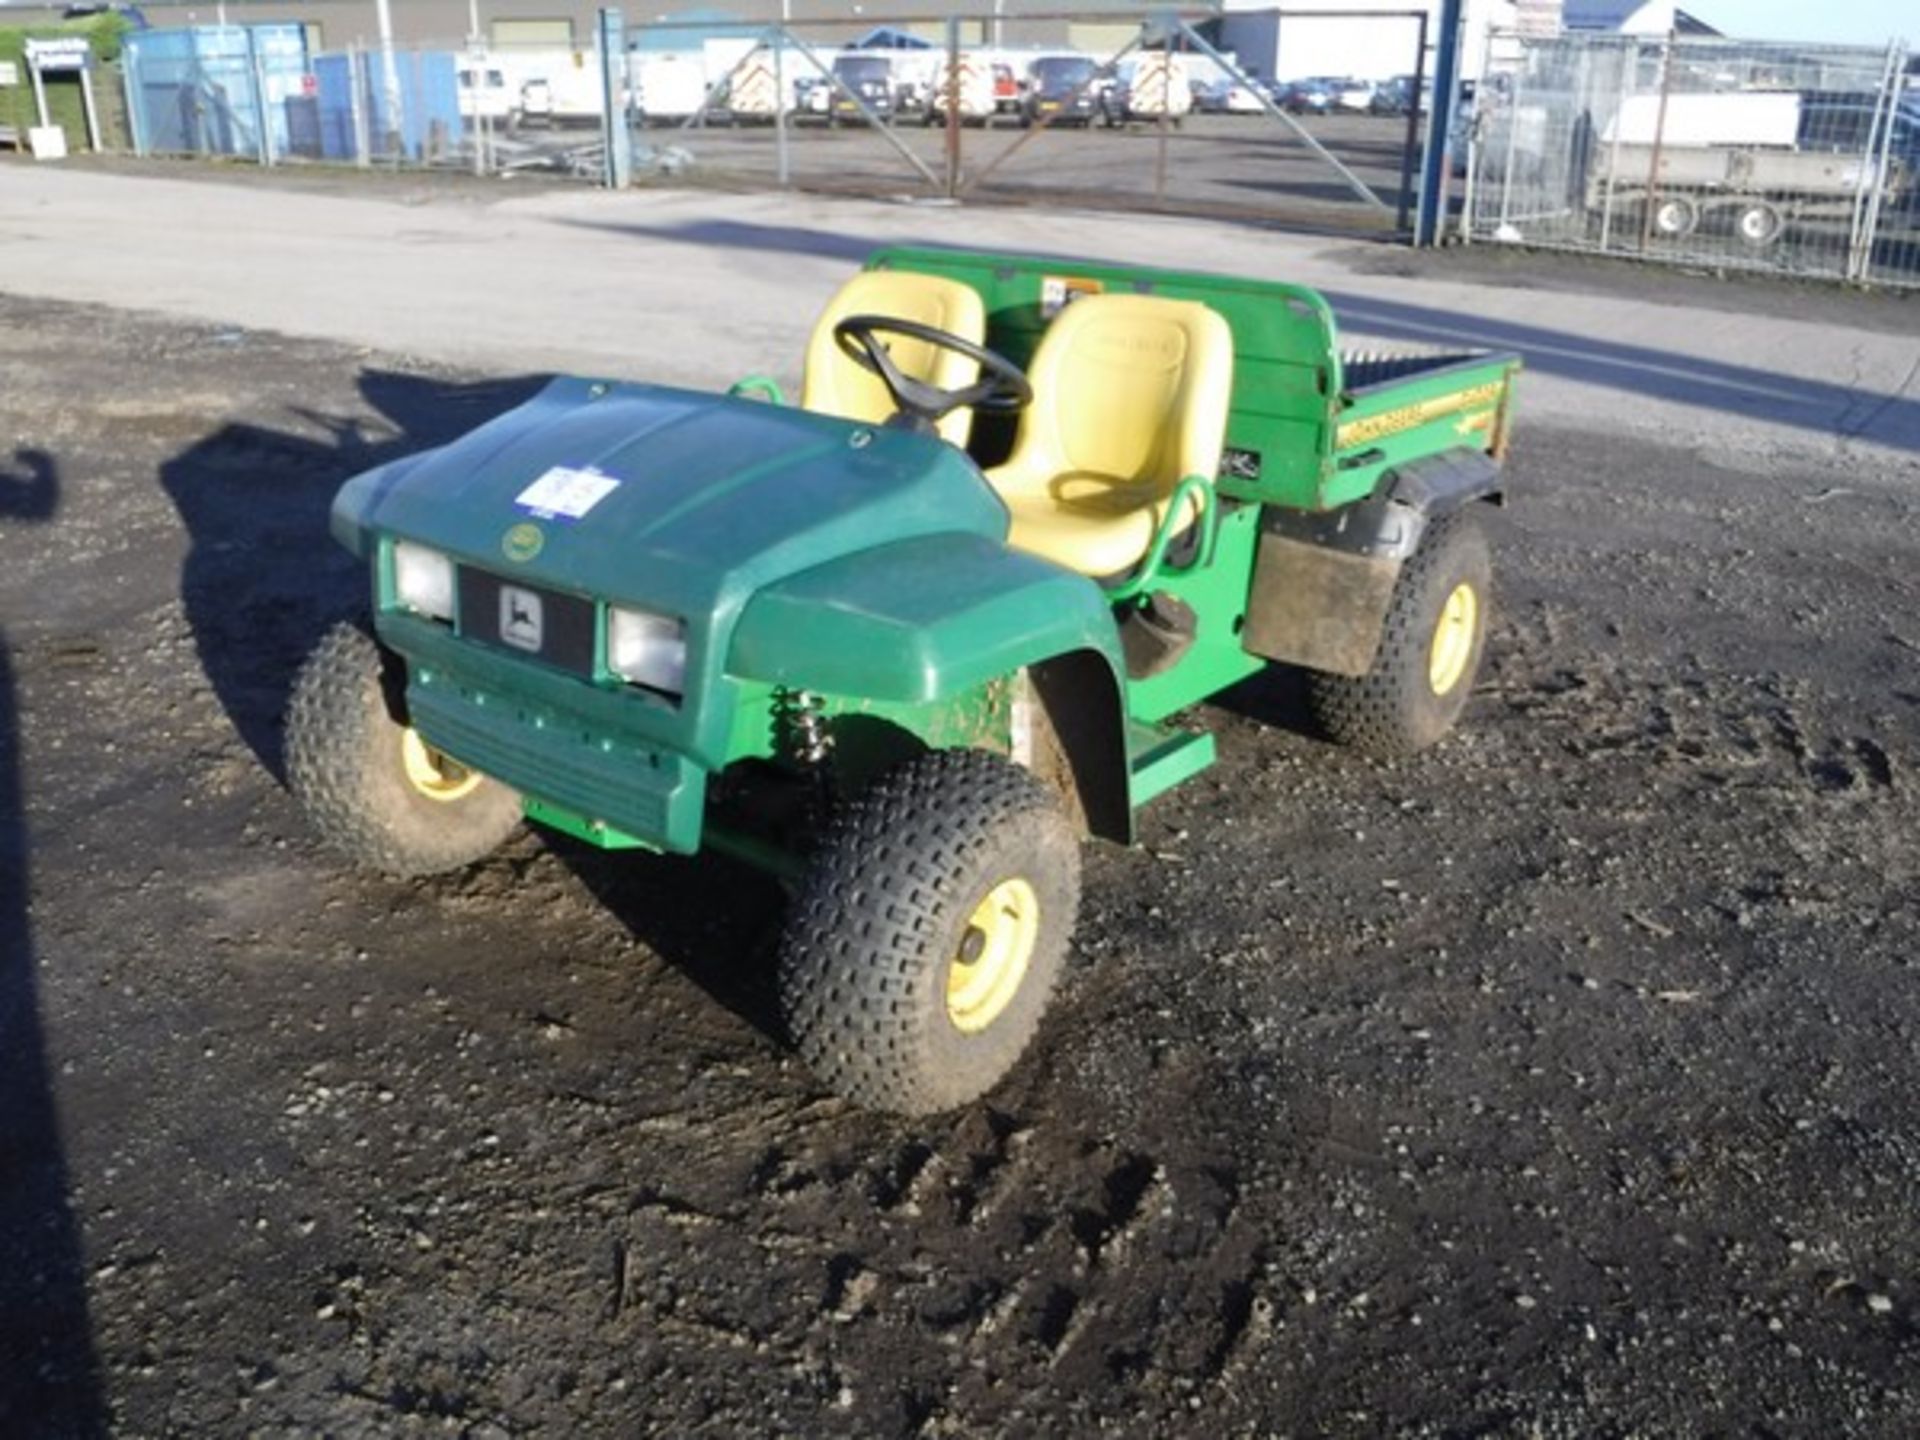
612,6 -> 1433,236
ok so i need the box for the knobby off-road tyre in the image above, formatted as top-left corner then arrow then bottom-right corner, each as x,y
780,749 -> 1081,1116
1307,509 -> 1493,758
286,619 -> 522,878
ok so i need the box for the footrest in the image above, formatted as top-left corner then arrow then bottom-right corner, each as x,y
1127,724 -> 1215,810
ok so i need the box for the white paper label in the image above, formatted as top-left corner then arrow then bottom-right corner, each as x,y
514,465 -> 620,521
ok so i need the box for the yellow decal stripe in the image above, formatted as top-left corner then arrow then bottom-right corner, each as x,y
1337,382 -> 1505,450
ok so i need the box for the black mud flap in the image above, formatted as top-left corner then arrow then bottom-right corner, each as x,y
1243,449 -> 1502,678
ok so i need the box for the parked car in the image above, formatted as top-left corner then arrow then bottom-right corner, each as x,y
829,54 -> 894,125
1329,77 -> 1374,111
1196,78 -> 1266,115
1274,77 -> 1332,114
1369,75 -> 1420,116
1022,54 -> 1099,128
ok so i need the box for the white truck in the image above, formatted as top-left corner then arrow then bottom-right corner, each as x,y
1589,90 -> 1920,247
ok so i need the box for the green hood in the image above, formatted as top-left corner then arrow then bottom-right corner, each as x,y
332,377 -> 1010,607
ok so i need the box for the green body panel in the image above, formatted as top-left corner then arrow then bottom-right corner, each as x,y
1125,503 -> 1268,724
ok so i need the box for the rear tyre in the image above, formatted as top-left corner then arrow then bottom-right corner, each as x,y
779,749 -> 1079,1116
1306,510 -> 1493,757
286,618 -> 522,878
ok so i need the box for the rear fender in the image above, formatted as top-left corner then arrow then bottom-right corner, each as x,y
1243,447 -> 1504,677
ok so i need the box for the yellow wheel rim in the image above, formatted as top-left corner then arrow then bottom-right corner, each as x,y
399,727 -> 483,803
947,878 -> 1040,1035
1428,582 -> 1479,696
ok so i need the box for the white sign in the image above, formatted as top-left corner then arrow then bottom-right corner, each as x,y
0,61 -> 20,87
514,465 -> 621,521
25,37 -> 92,73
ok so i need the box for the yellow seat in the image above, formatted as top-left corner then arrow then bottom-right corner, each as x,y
799,271 -> 988,447
986,294 -> 1234,580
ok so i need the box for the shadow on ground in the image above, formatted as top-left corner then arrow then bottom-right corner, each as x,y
158,369 -> 550,782
0,449 -> 106,1437
157,372 -> 802,1052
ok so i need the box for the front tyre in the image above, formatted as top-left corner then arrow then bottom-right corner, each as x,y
286,619 -> 522,878
780,749 -> 1080,1115
1306,509 -> 1493,757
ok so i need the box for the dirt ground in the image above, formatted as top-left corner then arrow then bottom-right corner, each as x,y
1,290 -> 1916,1438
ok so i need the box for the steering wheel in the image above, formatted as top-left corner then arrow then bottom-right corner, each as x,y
833,315 -> 1032,432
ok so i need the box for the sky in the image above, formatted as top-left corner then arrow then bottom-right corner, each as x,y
1689,1 -> 1914,48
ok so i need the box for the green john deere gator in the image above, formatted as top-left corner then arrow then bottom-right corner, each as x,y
287,247 -> 1521,1115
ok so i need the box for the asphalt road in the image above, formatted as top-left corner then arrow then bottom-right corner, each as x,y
0,170 -> 1917,1437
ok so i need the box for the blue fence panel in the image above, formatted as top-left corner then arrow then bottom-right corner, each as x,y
125,25 -> 311,160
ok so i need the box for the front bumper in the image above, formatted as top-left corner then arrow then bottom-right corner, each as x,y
384,613 -> 707,854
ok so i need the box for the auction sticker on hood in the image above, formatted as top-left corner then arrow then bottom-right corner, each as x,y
514,465 -> 620,521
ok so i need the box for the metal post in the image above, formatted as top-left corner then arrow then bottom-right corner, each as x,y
1460,18 -> 1496,241
348,43 -> 370,166
29,58 -> 50,130
1597,40 -> 1633,251
944,15 -> 961,198
774,18 -> 789,186
598,7 -> 630,188
468,28 -> 485,175
374,0 -> 401,159
1154,42 -> 1171,206
251,33 -> 272,165
1637,29 -> 1676,250
1395,9 -> 1429,231
122,44 -> 147,155
78,67 -> 101,151
1847,41 -> 1903,283
1414,0 -> 1465,246
1496,49 -> 1523,231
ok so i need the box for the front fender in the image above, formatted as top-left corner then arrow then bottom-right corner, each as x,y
727,533 -> 1125,705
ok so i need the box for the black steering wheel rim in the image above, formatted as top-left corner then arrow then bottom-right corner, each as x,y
832,314 -> 1032,428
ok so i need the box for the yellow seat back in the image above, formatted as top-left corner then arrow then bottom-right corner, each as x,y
799,272 -> 988,447
988,294 -> 1234,578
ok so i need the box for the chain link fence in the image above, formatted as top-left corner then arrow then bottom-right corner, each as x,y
1463,30 -> 1919,289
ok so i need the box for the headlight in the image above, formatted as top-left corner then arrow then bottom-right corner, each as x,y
607,606 -> 687,696
393,541 -> 455,622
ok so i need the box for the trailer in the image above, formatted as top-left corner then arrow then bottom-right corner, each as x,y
1590,90 -> 1920,247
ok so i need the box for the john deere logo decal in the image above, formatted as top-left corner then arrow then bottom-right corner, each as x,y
502,522 -> 544,563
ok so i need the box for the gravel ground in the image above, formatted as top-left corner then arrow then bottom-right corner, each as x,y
1,291 -> 1917,1438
